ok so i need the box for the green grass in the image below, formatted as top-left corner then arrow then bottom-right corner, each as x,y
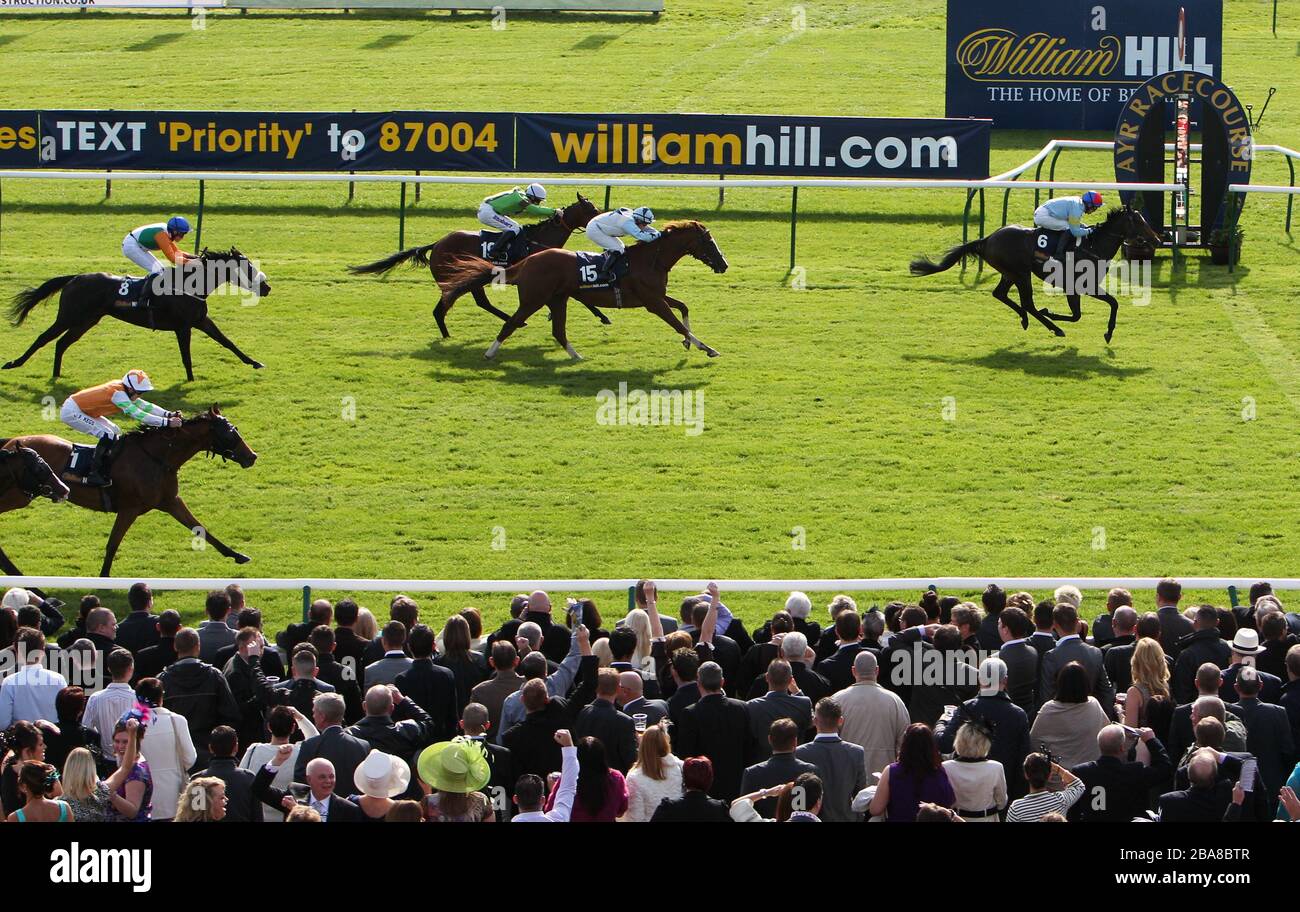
0,1 -> 1298,635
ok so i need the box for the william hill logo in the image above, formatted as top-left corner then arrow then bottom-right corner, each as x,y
956,29 -> 1121,81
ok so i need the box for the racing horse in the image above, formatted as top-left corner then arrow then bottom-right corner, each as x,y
3,248 -> 271,381
0,406 -> 257,577
347,193 -> 607,338
438,220 -> 728,361
909,204 -> 1161,342
0,446 -> 71,578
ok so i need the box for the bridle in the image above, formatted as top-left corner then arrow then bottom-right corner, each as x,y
131,416 -> 244,471
0,449 -> 54,501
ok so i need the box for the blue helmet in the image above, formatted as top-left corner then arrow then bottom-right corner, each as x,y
1081,191 -> 1103,211
167,216 -> 191,235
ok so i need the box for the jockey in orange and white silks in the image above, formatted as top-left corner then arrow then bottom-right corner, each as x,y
61,370 -> 182,485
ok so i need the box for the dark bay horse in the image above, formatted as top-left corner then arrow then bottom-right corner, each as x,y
0,406 -> 257,577
439,221 -> 728,361
4,248 -> 272,381
348,194 -> 607,338
0,446 -> 70,584
909,204 -> 1161,342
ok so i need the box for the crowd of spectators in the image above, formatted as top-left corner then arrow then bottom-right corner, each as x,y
0,577 -> 1297,823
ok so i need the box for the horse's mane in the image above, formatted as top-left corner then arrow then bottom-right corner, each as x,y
123,410 -> 219,439
1097,207 -> 1128,229
661,220 -> 706,233
199,247 -> 242,261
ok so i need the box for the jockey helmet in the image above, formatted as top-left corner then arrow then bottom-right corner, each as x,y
123,369 -> 153,393
1081,191 -> 1103,211
632,206 -> 655,226
167,216 -> 191,235
525,183 -> 547,204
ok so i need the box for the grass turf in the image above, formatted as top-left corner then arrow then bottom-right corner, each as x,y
0,1 -> 1298,633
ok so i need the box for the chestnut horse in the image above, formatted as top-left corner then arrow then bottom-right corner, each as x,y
348,193 -> 606,338
0,406 -> 257,577
439,220 -> 728,361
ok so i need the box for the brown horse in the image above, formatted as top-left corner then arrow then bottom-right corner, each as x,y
348,194 -> 606,338
439,221 -> 728,361
0,406 -> 257,577
909,204 -> 1161,343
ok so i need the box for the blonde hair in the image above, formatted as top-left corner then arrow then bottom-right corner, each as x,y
61,748 -> 99,801
286,805 -> 323,822
1131,638 -> 1170,698
592,637 -> 613,668
354,607 -> 378,641
175,776 -> 225,822
624,609 -> 652,666
632,723 -> 672,781
953,721 -> 991,760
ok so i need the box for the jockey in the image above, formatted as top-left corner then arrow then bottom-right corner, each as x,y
478,184 -> 556,260
60,370 -> 182,485
124,217 -> 199,275
1033,191 -> 1103,262
585,206 -> 660,279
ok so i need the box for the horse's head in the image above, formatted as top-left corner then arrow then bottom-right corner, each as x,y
1105,204 -> 1162,246
563,193 -> 600,229
667,221 -> 728,274
189,405 -> 257,468
8,445 -> 69,503
202,247 -> 271,298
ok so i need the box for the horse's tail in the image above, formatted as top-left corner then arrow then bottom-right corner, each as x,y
8,275 -> 76,326
909,239 -> 983,277
439,255 -> 519,302
347,244 -> 436,276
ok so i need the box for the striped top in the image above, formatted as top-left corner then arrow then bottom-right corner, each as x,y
1005,778 -> 1085,822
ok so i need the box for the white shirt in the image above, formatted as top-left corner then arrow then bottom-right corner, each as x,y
84,682 -> 137,754
942,758 -> 1007,818
0,663 -> 67,729
512,746 -> 577,822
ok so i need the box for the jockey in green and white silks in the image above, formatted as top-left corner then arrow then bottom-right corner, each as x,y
1033,191 -> 1103,261
478,183 -> 556,259
586,206 -> 661,278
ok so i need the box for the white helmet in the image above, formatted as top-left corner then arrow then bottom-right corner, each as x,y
525,182 -> 547,203
123,369 -> 153,393
632,206 -> 655,225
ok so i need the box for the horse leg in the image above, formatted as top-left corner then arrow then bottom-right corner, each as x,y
2,319 -> 68,371
100,510 -> 141,577
470,286 -> 514,324
51,319 -> 100,380
548,296 -> 582,360
646,297 -> 719,357
0,540 -> 24,576
432,294 -> 455,339
583,301 -> 612,325
175,327 -> 195,382
1043,293 -> 1082,323
1016,277 -> 1064,337
162,496 -> 250,564
990,275 -> 1027,330
485,291 -> 550,360
197,317 -> 264,370
665,295 -> 691,346
1094,292 -> 1121,343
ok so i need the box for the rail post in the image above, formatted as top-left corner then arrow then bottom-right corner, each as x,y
1047,148 -> 1064,200
399,182 -> 407,249
789,186 -> 799,272
415,170 -> 420,203
302,585 -> 311,622
718,172 -> 725,208
195,180 -> 205,252
960,189 -> 976,273
1286,155 -> 1295,233
604,185 -> 611,210
627,585 -> 635,612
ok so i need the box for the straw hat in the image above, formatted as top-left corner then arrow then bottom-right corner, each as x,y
353,749 -> 411,799
1230,629 -> 1266,656
417,738 -> 491,794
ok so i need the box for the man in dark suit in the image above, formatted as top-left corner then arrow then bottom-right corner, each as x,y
745,614 -> 792,687
294,692 -> 370,792
649,757 -> 732,822
1155,578 -> 1192,658
1229,666 -> 1295,812
1169,693 -> 1249,767
1038,603 -> 1115,717
607,627 -> 660,700
794,697 -> 866,823
331,598 -> 369,678
1092,587 -> 1133,648
572,668 -> 638,774
345,684 -> 435,765
740,718 -> 819,817
198,725 -> 262,822
1071,724 -> 1172,821
501,679 -> 572,780
255,741 -> 363,822
745,660 -> 813,756
975,584 -> 1006,653
133,610 -> 182,683
674,661 -> 757,802
878,606 -> 935,710
1218,631 -> 1284,704
746,632 -> 833,705
214,610 -> 286,681
1257,611 -> 1299,681
815,611 -> 877,694
684,600 -> 742,696
309,626 -> 363,726
1101,607 -> 1139,692
462,702 -> 513,821
997,607 -> 1040,718
1172,605 -> 1232,704
616,672 -> 668,728
1158,748 -> 1246,822
360,596 -> 420,667
278,599 -> 332,658
1027,600 -> 1057,658
115,582 -> 160,656
666,649 -> 703,727
937,656 -> 1033,799
1281,649 -> 1300,752
394,624 -> 459,742
513,592 -> 572,666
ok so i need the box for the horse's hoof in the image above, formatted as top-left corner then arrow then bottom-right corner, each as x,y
599,316 -> 612,325
251,361 -> 265,370
682,339 -> 691,350
233,553 -> 251,564
1,362 -> 13,370
484,352 -> 496,360
705,348 -> 721,358
1053,329 -> 1066,337
1104,332 -> 1114,343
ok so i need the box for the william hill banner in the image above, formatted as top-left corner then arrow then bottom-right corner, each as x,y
21,111 -> 512,171
515,113 -> 991,179
946,0 -> 1223,130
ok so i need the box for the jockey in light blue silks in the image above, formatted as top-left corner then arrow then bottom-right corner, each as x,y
1033,191 -> 1103,263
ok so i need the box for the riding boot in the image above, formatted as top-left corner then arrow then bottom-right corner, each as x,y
85,437 -> 114,487
601,250 -> 622,282
487,229 -> 518,261
1054,231 -> 1072,263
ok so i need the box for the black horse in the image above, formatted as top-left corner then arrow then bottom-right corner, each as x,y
3,247 -> 272,381
909,205 -> 1162,342
0,445 -> 70,579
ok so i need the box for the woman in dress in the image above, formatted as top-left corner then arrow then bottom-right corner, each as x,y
60,747 -> 113,822
417,738 -> 494,822
135,677 -> 197,822
867,723 -> 956,822
434,615 -> 489,715
1030,661 -> 1109,769
347,749 -> 410,821
621,722 -> 682,822
6,760 -> 73,822
546,736 -> 626,822
107,717 -> 152,822
941,719 -> 1007,821
0,720 -> 59,816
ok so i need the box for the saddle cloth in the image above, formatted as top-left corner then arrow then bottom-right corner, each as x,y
64,441 -> 118,488
574,251 -> 628,289
477,230 -> 531,265
109,275 -> 151,305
